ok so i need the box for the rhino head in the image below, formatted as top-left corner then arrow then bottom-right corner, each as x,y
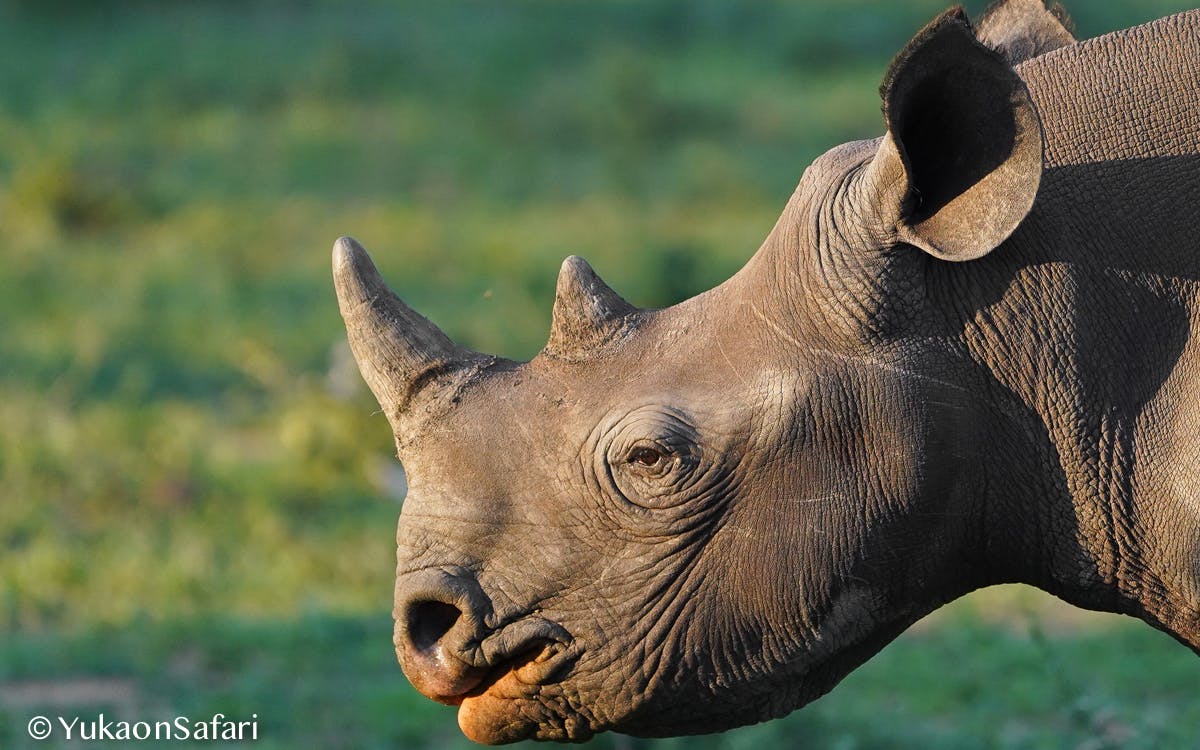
335,8 -> 1047,744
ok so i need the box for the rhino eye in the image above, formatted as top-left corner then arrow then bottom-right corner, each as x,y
627,445 -> 666,467
623,441 -> 681,478
600,406 -> 705,509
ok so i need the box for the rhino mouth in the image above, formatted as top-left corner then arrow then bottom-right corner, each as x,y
454,621 -> 588,744
423,617 -> 579,706
460,636 -> 576,702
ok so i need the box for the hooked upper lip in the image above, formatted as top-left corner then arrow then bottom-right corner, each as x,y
420,617 -> 578,705
463,624 -> 577,703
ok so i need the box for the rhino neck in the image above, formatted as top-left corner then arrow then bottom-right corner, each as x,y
955,12 -> 1200,650
950,244 -> 1200,652
729,152 -> 1200,654
710,18 -> 1200,642
940,173 -> 1200,652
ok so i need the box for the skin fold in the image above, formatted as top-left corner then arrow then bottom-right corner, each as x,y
333,1 -> 1200,743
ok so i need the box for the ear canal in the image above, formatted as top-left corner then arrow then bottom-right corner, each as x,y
874,7 -> 1044,262
543,256 -> 637,361
975,0 -> 1076,66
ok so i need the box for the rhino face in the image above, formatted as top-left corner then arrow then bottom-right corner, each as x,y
368,284 -> 950,743
335,8 -> 1043,744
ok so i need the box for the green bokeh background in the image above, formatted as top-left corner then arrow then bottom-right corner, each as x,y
1,1 -> 1196,748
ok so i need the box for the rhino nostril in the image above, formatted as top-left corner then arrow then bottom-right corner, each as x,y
408,600 -> 463,653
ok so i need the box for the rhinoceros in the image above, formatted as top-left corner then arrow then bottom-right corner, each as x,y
333,0 -> 1200,743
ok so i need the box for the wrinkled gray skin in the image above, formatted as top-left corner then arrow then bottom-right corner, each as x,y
334,1 -> 1200,744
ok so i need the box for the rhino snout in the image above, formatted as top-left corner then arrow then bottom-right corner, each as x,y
394,567 -> 577,706
394,567 -> 492,703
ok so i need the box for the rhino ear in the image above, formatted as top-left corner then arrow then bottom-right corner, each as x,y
543,256 -> 637,361
870,7 -> 1043,262
975,0 -> 1076,66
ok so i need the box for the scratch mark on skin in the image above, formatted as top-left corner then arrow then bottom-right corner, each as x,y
716,336 -> 751,391
748,303 -> 807,355
749,303 -> 969,394
784,494 -> 844,505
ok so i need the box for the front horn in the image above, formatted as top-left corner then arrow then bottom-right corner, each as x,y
332,236 -> 492,441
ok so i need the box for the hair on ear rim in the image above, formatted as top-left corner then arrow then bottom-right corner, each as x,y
879,7 -> 972,104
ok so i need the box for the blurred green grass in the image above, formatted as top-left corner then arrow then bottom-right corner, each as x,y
1,0 -> 1197,747
2,599 -> 1197,749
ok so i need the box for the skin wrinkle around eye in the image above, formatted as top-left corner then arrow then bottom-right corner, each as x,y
618,447 -> 696,501
595,406 -> 693,504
